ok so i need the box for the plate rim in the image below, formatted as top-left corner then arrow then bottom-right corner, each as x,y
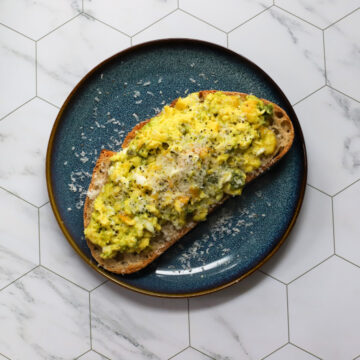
46,38 -> 307,298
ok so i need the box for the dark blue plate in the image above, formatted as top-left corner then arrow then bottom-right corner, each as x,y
46,39 -> 306,297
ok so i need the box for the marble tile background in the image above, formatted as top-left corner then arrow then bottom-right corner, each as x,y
0,1 -> 359,359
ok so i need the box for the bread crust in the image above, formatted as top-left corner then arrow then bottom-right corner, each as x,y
83,91 -> 294,274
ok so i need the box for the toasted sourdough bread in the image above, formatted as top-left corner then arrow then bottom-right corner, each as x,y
83,91 -> 294,274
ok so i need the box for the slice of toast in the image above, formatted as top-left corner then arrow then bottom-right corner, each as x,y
83,91 -> 294,274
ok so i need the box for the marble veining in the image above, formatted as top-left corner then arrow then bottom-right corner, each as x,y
295,86 -> 360,195
0,1 -> 360,359
0,267 -> 90,360
190,272 -> 287,360
228,7 -> 324,104
84,0 -> 177,36
0,188 -> 38,290
0,98 -> 57,206
275,0 -> 360,29
37,14 -> 130,107
40,203 -> 104,291
0,0 -> 82,40
91,282 -> 188,360
0,25 -> 35,119
179,0 -> 272,32
325,10 -> 360,101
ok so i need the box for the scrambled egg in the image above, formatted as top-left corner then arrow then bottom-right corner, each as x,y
84,91 -> 277,258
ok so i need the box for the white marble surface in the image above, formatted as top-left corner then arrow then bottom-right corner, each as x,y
179,0 -> 272,32
0,267 -> 90,359
294,86 -> 360,195
91,282 -> 188,360
0,1 -> 360,359
228,7 -> 325,104
0,0 -> 81,40
0,98 -> 57,206
0,24 -> 35,119
264,344 -> 318,360
132,10 -> 227,46
275,0 -> 360,29
325,9 -> 360,102
37,14 -> 130,107
0,188 -> 38,290
190,272 -> 287,359
40,203 -> 104,291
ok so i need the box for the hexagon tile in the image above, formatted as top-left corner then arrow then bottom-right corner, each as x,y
0,0 -> 81,40
0,98 -> 57,206
84,0 -> 177,36
132,10 -> 227,46
228,7 -> 324,104
190,272 -> 287,360
275,0 -> 360,29
0,267 -> 90,359
0,188 -> 38,290
37,14 -> 130,107
294,86 -> 360,195
179,0 -> 272,32
262,185 -> 333,284
91,282 -> 189,360
334,180 -> 360,266
0,24 -> 35,119
325,9 -> 360,102
289,256 -> 360,360
40,203 -> 104,291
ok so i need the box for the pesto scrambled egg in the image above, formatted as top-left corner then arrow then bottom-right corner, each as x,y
84,91 -> 277,259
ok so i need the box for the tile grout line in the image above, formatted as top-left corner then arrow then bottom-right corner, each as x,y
259,269 -> 287,285
331,198 -> 336,254
287,254 -> 334,285
335,254 -> 360,271
83,13 -> 131,38
37,13 -> 81,42
323,6 -> 360,30
187,298 -> 191,346
93,349 -> 112,360
89,279 -> 108,293
273,4 -> 322,30
39,200 -> 50,209
0,265 -> 39,293
289,342 -> 322,359
190,346 -> 216,360
306,183 -> 332,198
327,85 -> 360,105
227,5 -> 272,34
167,346 -> 189,360
178,8 -> 228,34
286,285 -> 290,342
332,177 -> 360,197
322,31 -> 327,84
35,41 -> 38,96
36,96 -> 60,109
89,293 -> 93,349
0,21 -> 35,41
260,342 -> 288,360
74,349 -> 91,359
38,208 -> 41,265
0,96 -> 36,122
0,185 -> 38,208
131,8 -> 179,38
292,85 -> 326,107
40,264 -> 90,293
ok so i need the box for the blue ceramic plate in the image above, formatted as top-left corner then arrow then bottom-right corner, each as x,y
47,39 -> 306,297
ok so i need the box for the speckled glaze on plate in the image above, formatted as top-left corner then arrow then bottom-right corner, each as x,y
46,39 -> 306,297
